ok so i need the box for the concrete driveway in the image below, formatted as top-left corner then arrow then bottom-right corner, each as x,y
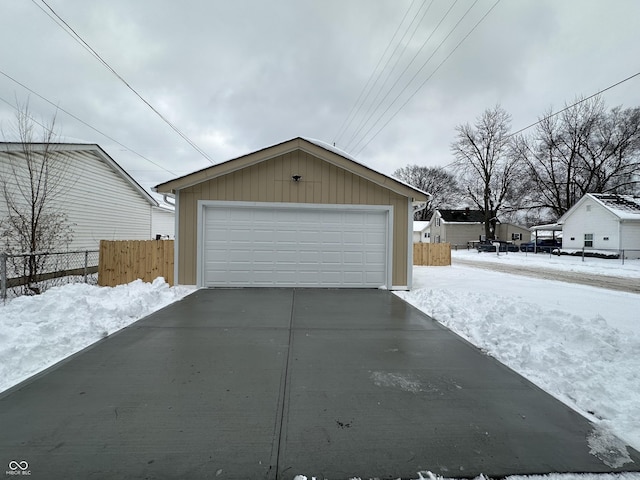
1,288 -> 638,479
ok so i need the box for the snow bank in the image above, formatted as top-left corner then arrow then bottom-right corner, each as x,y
397,266 -> 640,451
0,278 -> 195,394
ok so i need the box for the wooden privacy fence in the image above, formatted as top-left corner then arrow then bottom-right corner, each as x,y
98,240 -> 174,287
413,242 -> 451,266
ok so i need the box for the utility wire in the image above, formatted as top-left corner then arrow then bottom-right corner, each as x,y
32,0 -> 215,164
345,0 -> 459,152
343,0 -> 438,151
0,69 -> 178,176
507,70 -> 640,138
337,0 -> 434,148
353,0 -> 500,157
333,0 -> 420,146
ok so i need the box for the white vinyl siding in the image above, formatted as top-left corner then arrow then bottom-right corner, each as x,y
199,202 -> 391,288
152,207 -> 175,239
562,201 -> 620,251
65,150 -> 152,249
621,222 -> 640,259
1,145 -> 157,252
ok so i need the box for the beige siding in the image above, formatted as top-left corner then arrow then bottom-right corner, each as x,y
495,223 -> 531,245
177,150 -> 410,287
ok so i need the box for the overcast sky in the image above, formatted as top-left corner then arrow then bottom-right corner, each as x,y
1,0 -> 639,194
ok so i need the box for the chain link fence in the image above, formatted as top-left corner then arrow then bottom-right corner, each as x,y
0,250 -> 99,301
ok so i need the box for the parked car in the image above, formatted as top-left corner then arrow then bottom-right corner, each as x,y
476,240 -> 519,252
519,239 -> 562,253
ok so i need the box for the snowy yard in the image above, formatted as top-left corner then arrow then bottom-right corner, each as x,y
396,252 -> 640,454
1,257 -> 640,479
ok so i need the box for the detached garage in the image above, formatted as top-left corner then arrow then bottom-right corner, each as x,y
154,137 -> 429,290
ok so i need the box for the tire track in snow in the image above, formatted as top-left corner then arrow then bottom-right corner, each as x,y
453,258 -> 640,294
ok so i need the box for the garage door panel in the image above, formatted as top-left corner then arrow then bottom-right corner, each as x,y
202,205 -> 389,288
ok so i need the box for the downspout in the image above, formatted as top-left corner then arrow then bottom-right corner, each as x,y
163,194 -> 175,207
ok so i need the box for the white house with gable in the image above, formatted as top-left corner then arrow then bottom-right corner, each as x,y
558,193 -> 640,259
0,142 -> 174,251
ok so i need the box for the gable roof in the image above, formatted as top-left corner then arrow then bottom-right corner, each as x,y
413,221 -> 430,232
437,209 -> 485,223
559,193 -> 640,223
0,142 -> 159,208
154,137 -> 429,201
591,193 -> 640,220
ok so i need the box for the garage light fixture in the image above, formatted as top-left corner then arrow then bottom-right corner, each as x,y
291,175 -> 302,182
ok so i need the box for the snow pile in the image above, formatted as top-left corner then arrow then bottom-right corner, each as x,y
397,266 -> 640,451
0,278 -> 195,394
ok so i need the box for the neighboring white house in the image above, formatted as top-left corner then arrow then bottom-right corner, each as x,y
413,221 -> 430,243
558,193 -> 640,259
0,142 -> 174,251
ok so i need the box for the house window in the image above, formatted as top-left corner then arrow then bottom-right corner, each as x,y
511,233 -> 521,240
425,232 -> 429,238
435,217 -> 441,227
603,237 -> 609,241
584,233 -> 593,247
586,205 -> 592,212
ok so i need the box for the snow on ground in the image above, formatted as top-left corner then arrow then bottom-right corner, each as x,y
295,474 -> 640,480
451,249 -> 640,278
396,261 -> 640,454
0,277 -> 195,394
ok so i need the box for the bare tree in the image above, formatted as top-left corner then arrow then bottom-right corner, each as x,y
0,103 -> 74,294
392,165 -> 460,220
512,96 -> 640,217
451,105 -> 522,240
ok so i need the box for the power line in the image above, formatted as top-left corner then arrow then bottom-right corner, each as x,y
336,0 -> 434,148
353,0 -> 500,157
507,70 -> 640,138
333,0 -> 420,146
32,0 -> 215,165
345,0 -> 461,152
0,69 -> 178,176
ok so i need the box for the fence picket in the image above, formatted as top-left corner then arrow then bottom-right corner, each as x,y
413,243 -> 451,266
98,240 -> 174,287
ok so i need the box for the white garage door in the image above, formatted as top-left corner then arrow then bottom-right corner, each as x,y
200,203 -> 390,288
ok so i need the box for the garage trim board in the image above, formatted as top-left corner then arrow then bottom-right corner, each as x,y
196,201 -> 393,289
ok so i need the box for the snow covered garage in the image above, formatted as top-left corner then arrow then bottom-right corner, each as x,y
154,138 -> 428,290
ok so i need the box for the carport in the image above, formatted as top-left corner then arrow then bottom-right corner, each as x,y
1,289 -> 638,479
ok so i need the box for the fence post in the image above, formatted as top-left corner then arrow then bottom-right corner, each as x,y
622,250 -> 625,266
1,252 -> 6,301
84,250 -> 89,283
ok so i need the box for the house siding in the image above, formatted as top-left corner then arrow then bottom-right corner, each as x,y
1,146 -> 156,252
176,149 -> 409,286
152,207 -> 175,239
620,222 -> 640,258
66,150 -> 152,249
496,224 -> 531,245
442,224 -> 484,247
562,199 -> 620,251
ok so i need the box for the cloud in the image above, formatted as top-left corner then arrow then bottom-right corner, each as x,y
1,0 -> 638,190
